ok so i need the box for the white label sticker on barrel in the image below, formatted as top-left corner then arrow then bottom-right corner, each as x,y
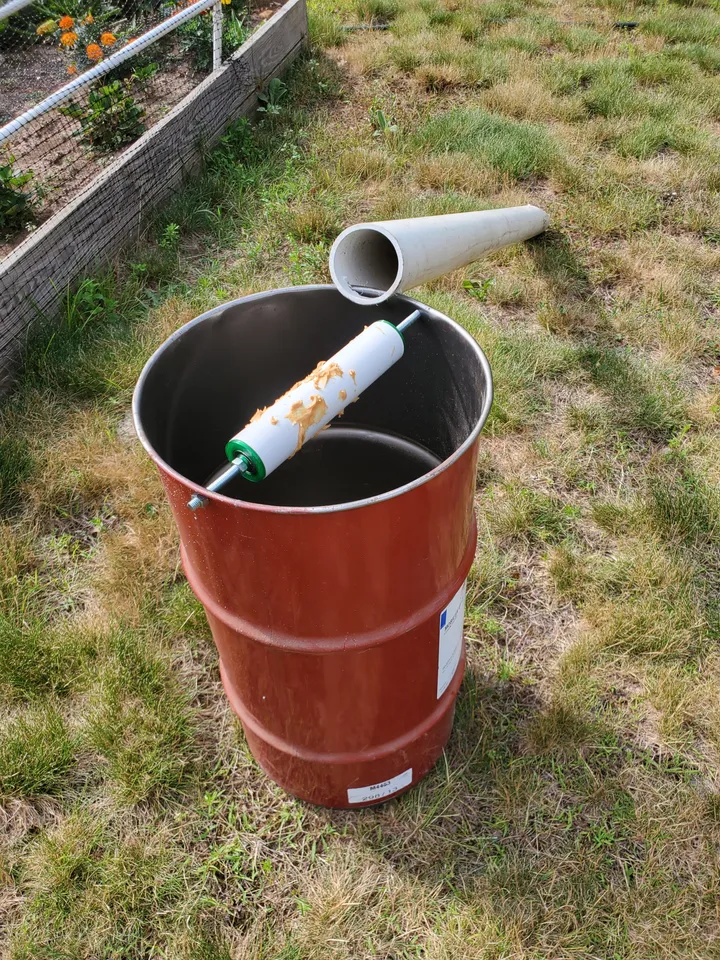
347,768 -> 413,804
437,580 -> 467,699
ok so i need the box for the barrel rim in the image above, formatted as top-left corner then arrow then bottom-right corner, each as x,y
131,284 -> 494,515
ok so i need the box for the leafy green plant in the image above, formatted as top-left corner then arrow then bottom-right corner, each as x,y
369,106 -> 398,136
176,10 -> 214,71
0,159 -> 34,234
159,222 -> 180,249
177,9 -> 249,72
224,9 -> 248,50
207,117 -> 261,173
109,60 -> 159,86
257,77 -> 288,117
0,5 -> 43,52
37,9 -> 126,74
61,79 -> 146,153
463,277 -> 494,301
33,0 -> 107,20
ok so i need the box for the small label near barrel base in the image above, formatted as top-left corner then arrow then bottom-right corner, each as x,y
347,767 -> 413,804
437,580 -> 467,698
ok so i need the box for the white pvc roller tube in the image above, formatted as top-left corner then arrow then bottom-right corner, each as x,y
226,320 -> 404,480
329,206 -> 550,306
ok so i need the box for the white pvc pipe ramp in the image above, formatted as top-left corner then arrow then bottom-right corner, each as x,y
330,206 -> 550,305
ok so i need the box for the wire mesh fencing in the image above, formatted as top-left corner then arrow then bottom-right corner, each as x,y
0,0 -> 259,259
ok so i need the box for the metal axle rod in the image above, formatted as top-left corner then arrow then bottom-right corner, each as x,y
188,455 -> 250,510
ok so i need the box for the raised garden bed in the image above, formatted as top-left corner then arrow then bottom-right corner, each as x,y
0,0 -> 307,386
0,0 -> 285,258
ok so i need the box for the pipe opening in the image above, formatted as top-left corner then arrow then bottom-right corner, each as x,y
330,228 -> 401,305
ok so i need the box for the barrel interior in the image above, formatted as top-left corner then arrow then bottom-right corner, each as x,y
135,287 -> 488,508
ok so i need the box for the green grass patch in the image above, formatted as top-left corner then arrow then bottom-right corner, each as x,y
615,115 -> 703,160
643,8 -> 720,44
422,292 -> 578,432
0,707 -> 76,799
357,0 -> 398,22
0,617 -> 98,702
583,70 -> 643,119
11,814 -> 208,960
644,460 -> 720,550
668,41 -> 720,73
488,485 -> 580,544
0,432 -> 33,514
577,347 -> 687,437
587,547 -> 705,659
413,108 -> 560,179
86,632 -> 197,803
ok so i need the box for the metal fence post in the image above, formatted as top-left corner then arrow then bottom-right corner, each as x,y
212,0 -> 223,71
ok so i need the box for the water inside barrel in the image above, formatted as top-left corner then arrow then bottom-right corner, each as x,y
206,426 -> 441,507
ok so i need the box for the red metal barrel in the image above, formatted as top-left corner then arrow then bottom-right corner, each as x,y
133,286 -> 492,807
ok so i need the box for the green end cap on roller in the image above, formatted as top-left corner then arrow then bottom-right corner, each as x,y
225,438 -> 266,482
380,318 -> 404,344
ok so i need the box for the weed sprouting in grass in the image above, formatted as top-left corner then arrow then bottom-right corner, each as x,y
257,77 -> 289,118
22,274 -> 131,400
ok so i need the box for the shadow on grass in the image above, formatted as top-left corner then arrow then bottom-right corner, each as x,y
304,661 -> 716,954
526,228 -> 593,303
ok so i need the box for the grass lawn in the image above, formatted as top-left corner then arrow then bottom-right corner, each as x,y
1,0 -> 720,953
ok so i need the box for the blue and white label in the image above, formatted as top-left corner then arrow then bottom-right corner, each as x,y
437,580 -> 467,698
347,767 -> 413,804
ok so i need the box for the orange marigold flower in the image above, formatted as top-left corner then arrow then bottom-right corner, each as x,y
58,15 -> 74,28
86,42 -> 102,59
59,30 -> 78,46
84,13 -> 93,22
67,63 -> 77,73
221,0 -> 231,6
100,31 -> 116,46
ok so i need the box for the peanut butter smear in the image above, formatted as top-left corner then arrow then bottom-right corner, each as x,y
286,394 -> 329,452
